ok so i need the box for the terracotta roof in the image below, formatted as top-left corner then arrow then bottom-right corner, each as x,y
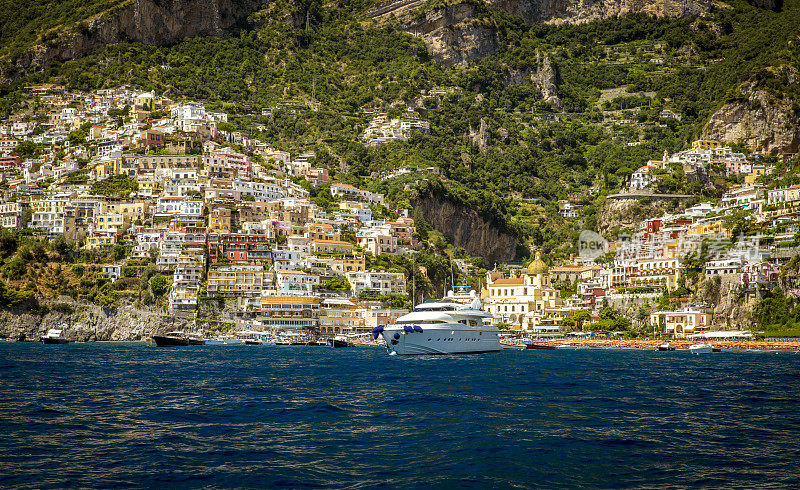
491,278 -> 524,286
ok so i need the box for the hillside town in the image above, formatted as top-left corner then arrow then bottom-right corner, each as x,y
0,85 -> 796,341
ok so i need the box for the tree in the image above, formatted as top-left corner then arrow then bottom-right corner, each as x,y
573,309 -> 592,330
149,274 -> 170,297
12,141 -> 39,159
0,229 -> 17,259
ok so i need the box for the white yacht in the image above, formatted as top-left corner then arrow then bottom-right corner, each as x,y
375,295 -> 499,355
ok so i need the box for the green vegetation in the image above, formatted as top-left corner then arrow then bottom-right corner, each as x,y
0,0 -> 129,67
755,286 -> 800,337
91,174 -> 139,197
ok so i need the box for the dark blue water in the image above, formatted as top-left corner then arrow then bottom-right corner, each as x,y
1,343 -> 800,488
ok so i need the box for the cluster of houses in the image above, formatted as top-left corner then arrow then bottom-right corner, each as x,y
628,140 -> 771,191
0,86 -> 423,335
1,86 -> 795,340
362,112 -> 430,145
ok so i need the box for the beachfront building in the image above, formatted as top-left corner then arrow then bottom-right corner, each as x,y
259,295 -> 320,329
649,307 -> 712,338
318,299 -> 362,335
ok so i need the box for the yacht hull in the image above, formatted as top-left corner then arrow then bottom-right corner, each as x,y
381,325 -> 501,355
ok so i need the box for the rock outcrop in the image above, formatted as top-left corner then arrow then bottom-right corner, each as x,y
489,0 -> 709,25
534,52 -> 561,110
412,190 -> 519,264
702,83 -> 800,156
466,118 -> 491,152
366,0 -> 710,67
403,3 -> 500,67
0,297 -> 198,342
5,0 -> 268,81
499,52 -> 561,109
702,84 -> 800,155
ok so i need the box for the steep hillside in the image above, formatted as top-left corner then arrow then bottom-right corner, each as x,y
1,0 -> 799,258
0,0 -> 268,82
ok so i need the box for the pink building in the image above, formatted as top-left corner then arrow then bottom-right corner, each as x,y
307,168 -> 328,185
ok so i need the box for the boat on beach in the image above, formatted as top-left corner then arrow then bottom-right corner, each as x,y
40,329 -> 70,344
152,331 -> 205,347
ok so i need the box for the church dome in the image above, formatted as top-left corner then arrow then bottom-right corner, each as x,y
526,255 -> 549,275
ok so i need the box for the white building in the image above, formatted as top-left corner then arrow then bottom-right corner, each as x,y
346,270 -> 406,296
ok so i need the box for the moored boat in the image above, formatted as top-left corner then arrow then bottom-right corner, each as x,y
152,331 -> 205,347
527,343 -> 557,350
40,329 -> 70,344
657,341 -> 675,351
378,293 -> 499,355
689,343 -> 713,354
204,336 -> 244,346
328,335 -> 352,348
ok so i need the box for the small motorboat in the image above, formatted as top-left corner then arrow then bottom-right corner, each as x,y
526,343 -> 557,350
657,341 -> 675,351
152,331 -> 205,347
556,344 -> 579,349
204,336 -> 244,346
500,342 -> 525,350
40,329 -> 70,344
328,335 -> 351,348
689,343 -> 714,354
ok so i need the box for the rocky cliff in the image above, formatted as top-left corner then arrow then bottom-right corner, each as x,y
702,83 -> 800,156
488,0 -> 709,25
412,190 -> 519,264
398,3 -> 500,67
366,0 -> 710,67
0,296 -> 196,342
5,0 -> 268,81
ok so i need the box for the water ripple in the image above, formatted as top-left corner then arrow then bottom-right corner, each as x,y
1,344 -> 799,488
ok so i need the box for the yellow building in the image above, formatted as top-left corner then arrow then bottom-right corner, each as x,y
84,231 -> 117,249
307,222 -> 339,241
688,219 -> 728,237
318,299 -> 363,334
482,256 -> 563,331
744,164 -> 769,184
259,295 -> 320,330
207,265 -> 265,297
136,180 -> 160,196
89,158 -> 122,181
310,239 -> 354,255
93,212 -> 128,234
692,139 -> 720,150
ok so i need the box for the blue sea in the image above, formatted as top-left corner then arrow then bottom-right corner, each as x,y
1,343 -> 799,488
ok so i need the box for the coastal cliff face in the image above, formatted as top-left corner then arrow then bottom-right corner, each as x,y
702,84 -> 800,156
412,192 -> 519,264
5,0 -> 267,81
0,297 -> 194,342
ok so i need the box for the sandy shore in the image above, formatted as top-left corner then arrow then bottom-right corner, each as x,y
532,339 -> 800,351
